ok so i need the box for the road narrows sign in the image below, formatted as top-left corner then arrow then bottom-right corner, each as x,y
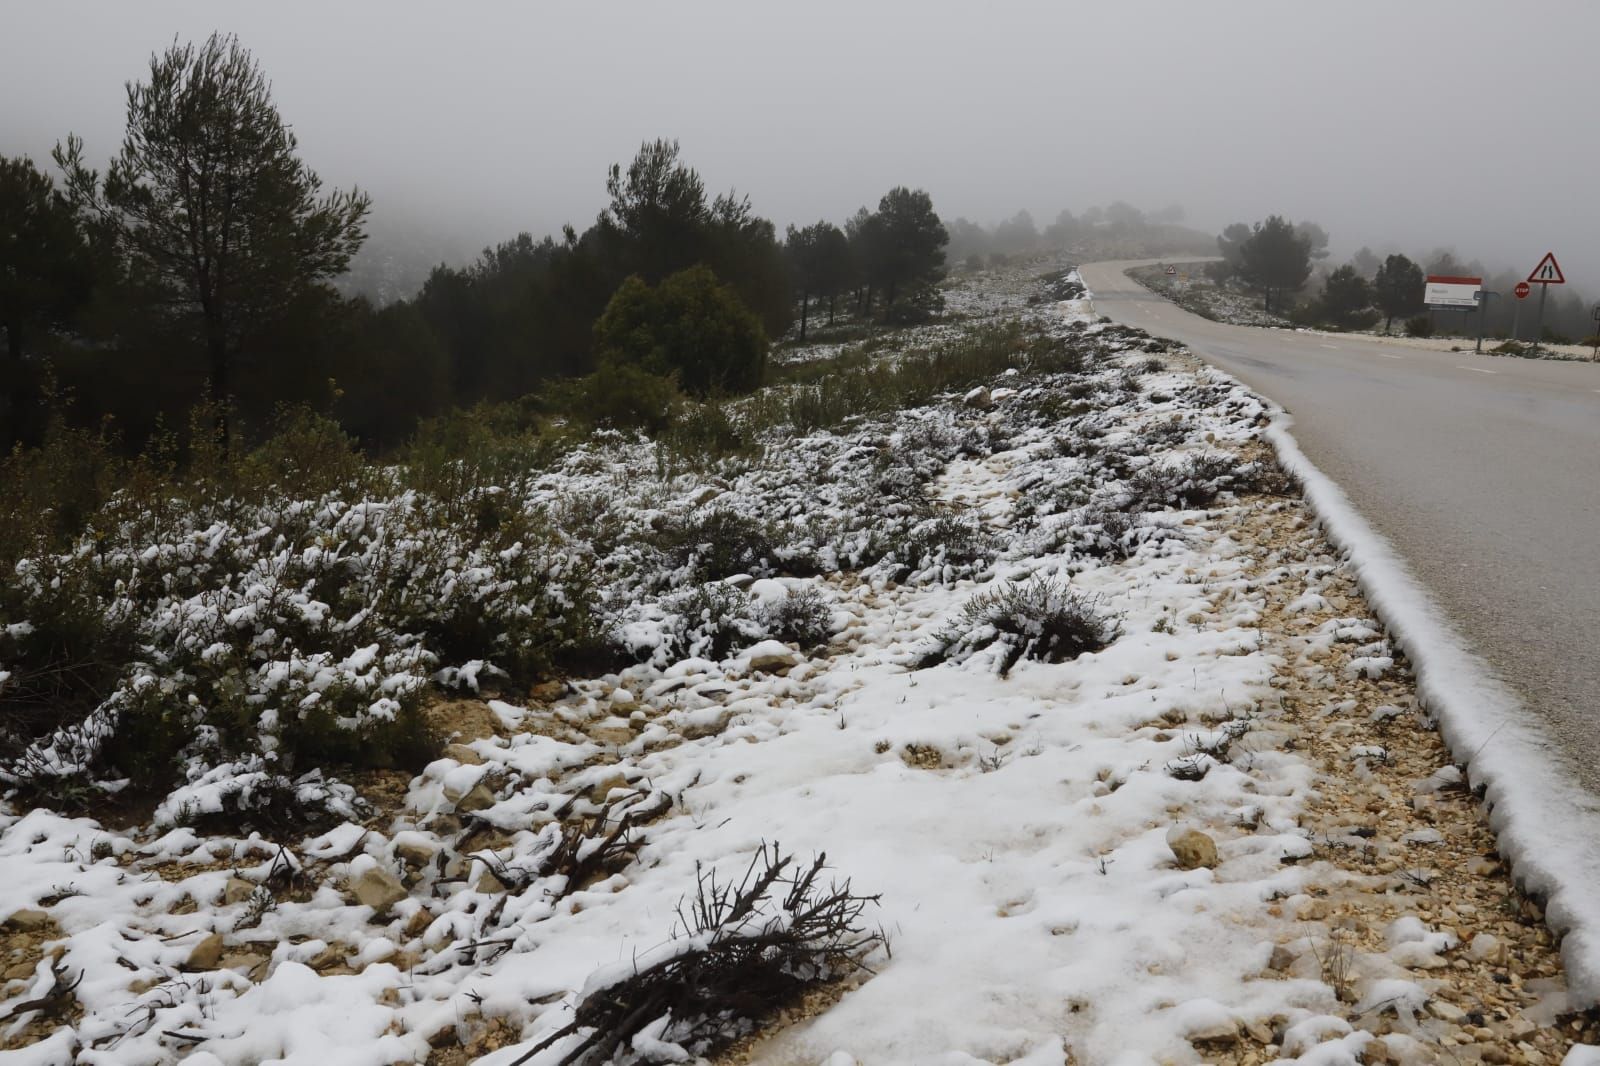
1528,252 -> 1565,285
1514,281 -> 1532,300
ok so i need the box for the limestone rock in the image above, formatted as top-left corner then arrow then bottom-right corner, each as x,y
350,865 -> 408,911
588,771 -> 630,804
454,780 -> 498,813
395,840 -> 437,868
1167,827 -> 1220,870
963,386 -> 993,410
3,909 -> 49,933
184,932 -> 226,971
442,742 -> 483,766
423,699 -> 501,743
743,640 -> 799,675
221,877 -> 255,905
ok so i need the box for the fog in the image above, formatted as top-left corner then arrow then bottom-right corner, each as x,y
5,0 -> 1598,289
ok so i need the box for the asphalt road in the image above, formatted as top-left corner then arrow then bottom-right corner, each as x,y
1078,260 -> 1600,796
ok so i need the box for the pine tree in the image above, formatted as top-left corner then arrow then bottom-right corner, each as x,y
54,33 -> 369,449
0,155 -> 94,446
1373,254 -> 1424,334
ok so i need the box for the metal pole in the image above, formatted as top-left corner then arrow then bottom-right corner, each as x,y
1532,283 -> 1549,354
1475,291 -> 1495,353
1512,297 -> 1522,343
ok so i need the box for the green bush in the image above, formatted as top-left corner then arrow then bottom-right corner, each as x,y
553,363 -> 683,433
596,266 -> 768,397
1403,315 -> 1434,338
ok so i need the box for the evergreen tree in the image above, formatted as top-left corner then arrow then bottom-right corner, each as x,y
0,154 -> 94,446
594,266 -> 766,396
1318,265 -> 1373,327
1239,216 -> 1312,312
1373,254 -> 1425,334
867,186 -> 948,313
54,33 -> 369,449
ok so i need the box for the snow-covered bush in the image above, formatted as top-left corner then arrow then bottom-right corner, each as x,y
756,586 -> 834,649
923,577 -> 1119,676
657,583 -> 765,662
1121,451 -> 1243,512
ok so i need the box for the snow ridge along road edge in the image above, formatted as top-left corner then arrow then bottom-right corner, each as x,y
1074,276 -> 1600,1005
1233,369 -> 1600,1006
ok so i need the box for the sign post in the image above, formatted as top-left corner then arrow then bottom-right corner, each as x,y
1512,281 -> 1531,341
1475,291 -> 1498,353
1526,252 -> 1565,354
1591,303 -> 1600,362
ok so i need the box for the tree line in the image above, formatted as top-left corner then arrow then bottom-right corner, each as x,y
1208,215 -> 1597,342
0,34 -> 951,455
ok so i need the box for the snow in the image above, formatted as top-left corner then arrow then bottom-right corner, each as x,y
2,258 -> 1586,1062
1246,373 -> 1600,1004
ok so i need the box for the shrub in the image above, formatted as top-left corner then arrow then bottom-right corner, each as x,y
657,402 -> 754,472
1122,452 -> 1241,511
659,583 -> 763,662
554,363 -> 683,434
1403,315 -> 1434,338
885,513 -> 990,583
596,266 -> 768,397
756,586 -> 834,649
922,577 -> 1119,676
654,506 -> 778,582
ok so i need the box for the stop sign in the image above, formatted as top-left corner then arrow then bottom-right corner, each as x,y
1515,281 -> 1532,300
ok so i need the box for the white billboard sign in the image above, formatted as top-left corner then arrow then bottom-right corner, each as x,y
1424,275 -> 1482,309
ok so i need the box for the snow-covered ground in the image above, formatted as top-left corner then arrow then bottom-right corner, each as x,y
2,263 -> 1594,1065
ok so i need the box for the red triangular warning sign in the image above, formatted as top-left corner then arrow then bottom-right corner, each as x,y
1528,252 -> 1565,284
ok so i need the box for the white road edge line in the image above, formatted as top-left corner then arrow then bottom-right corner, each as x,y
1457,366 -> 1497,374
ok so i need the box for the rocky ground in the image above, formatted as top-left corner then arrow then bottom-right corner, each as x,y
3,261 -> 1597,1065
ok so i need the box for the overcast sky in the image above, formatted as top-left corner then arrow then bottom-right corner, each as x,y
5,0 -> 1597,286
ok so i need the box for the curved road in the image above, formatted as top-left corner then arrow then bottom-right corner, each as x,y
1079,260 -> 1600,800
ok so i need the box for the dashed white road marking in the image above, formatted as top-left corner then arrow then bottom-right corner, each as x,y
1319,343 -> 1340,350
1458,366 -> 1497,374
1374,353 -> 1402,360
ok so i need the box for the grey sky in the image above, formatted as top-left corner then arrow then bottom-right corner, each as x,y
4,0 -> 1597,286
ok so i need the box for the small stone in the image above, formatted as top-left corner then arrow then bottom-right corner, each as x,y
1166,827 -> 1219,870
589,772 -> 629,804
746,645 -> 800,675
476,869 -> 507,894
4,959 -> 37,980
221,877 -> 255,905
184,932 -> 226,971
442,742 -> 483,766
529,680 -> 567,703
220,952 -> 266,979
1188,1020 -> 1239,1046
589,725 -> 635,747
454,780 -> 498,813
404,908 -> 435,939
963,386 -> 994,410
1427,999 -> 1467,1023
1481,1048 -> 1511,1065
350,865 -> 408,911
1267,944 -> 1299,972
309,944 -> 346,972
395,840 -> 437,867
1469,933 -> 1502,962
2,909 -> 49,933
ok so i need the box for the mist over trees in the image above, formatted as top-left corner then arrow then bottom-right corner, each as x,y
0,36 -> 962,457
1203,214 -> 1597,343
943,202 -> 1213,269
